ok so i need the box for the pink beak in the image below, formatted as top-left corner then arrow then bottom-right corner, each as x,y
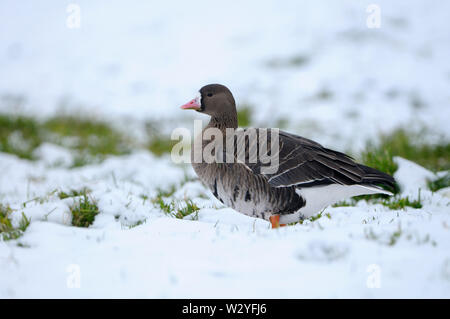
180,97 -> 201,110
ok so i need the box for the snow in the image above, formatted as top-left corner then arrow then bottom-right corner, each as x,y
394,156 -> 437,196
33,143 -> 74,167
0,151 -> 449,298
1,1 -> 449,298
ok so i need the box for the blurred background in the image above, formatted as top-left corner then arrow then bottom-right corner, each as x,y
1,0 -> 449,166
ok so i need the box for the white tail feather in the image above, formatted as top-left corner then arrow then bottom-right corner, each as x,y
279,184 -> 392,224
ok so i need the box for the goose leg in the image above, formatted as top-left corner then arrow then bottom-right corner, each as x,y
269,215 -> 286,229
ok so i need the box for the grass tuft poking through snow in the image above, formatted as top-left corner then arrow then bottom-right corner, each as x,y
58,188 -> 91,200
0,204 -> 30,241
1,112 -> 203,163
361,144 -> 398,178
147,135 -> 178,157
126,219 -> 147,229
144,120 -> 181,156
174,199 -> 200,220
427,173 -> 450,192
361,128 -> 450,174
363,225 -> 403,246
0,113 -> 133,166
153,196 -> 200,220
44,115 -> 131,167
152,188 -> 200,220
333,193 -> 423,210
290,209 -> 331,226
308,210 -> 325,222
388,226 -> 403,246
332,200 -> 354,207
384,192 -> 423,210
0,114 -> 42,160
355,128 -> 450,201
70,194 -> 100,227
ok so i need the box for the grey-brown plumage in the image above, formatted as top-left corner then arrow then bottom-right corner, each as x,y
181,84 -> 396,224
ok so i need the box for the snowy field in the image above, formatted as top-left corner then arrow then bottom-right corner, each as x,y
1,1 -> 450,298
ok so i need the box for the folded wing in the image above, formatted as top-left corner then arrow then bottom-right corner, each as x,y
233,129 -> 396,190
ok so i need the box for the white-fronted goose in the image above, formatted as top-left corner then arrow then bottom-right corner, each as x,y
180,84 -> 396,228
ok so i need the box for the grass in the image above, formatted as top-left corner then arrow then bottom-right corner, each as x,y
0,114 -> 42,160
70,194 -> 100,227
58,188 -> 91,200
153,197 -> 200,220
0,204 -> 30,241
0,113 -> 132,166
332,189 -> 423,210
237,104 -> 253,127
361,143 -> 398,177
309,211 -> 325,222
152,196 -> 173,215
333,192 -> 423,210
126,219 -> 147,229
44,115 -> 131,166
383,192 -> 423,210
147,135 -> 178,156
266,54 -> 309,68
145,119 -> 184,156
275,118 -> 289,129
152,188 -> 200,220
21,189 -> 58,207
155,185 -> 177,199
3,113 -> 448,168
338,127 -> 449,204
237,103 -> 289,130
428,173 -> 450,192
290,209 -> 331,226
356,128 -> 450,200
315,88 -> 334,100
364,224 -> 435,247
332,200 -> 355,207
174,199 -> 200,220
361,128 -> 450,174
145,120 -> 171,157
364,225 -> 403,246
0,113 -> 194,163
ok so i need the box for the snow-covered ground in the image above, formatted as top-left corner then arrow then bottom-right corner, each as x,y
0,151 -> 449,298
1,1 -> 449,298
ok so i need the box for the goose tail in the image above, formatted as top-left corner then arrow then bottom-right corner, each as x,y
358,164 -> 397,194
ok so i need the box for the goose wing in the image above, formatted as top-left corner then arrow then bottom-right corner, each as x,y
233,129 -> 395,189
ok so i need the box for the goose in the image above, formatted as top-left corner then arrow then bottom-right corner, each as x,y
180,84 -> 396,228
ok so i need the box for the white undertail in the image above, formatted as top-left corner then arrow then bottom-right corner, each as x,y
279,184 -> 392,224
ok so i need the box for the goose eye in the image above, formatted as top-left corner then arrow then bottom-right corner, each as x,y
207,93 -> 213,97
